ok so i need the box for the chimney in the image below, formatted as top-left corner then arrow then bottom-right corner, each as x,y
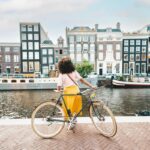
116,22 -> 120,30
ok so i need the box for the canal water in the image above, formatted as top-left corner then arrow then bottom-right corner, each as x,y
0,87 -> 150,118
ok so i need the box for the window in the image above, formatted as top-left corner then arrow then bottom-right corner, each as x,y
130,47 -> 134,53
135,63 -> 140,73
83,53 -> 88,60
99,63 -> 103,68
5,55 -> 11,62
141,63 -> 146,73
70,44 -> 74,52
136,47 -> 140,53
22,42 -> 27,50
34,25 -> 39,31
116,63 -> 120,73
130,54 -> 134,61
69,36 -> 74,43
76,54 -> 81,62
28,25 -> 32,32
99,44 -> 103,50
59,49 -> 63,54
142,47 -> 146,53
107,44 -> 112,51
116,44 -> 120,50
34,34 -> 39,40
42,66 -> 49,74
13,47 -> 19,52
5,47 -> 10,52
29,52 -> 33,59
124,47 -> 128,52
34,42 -> 39,50
124,54 -> 128,61
22,62 -> 27,72
29,62 -> 34,72
21,25 -> 26,32
130,40 -> 134,45
14,55 -> 19,62
42,49 -> 47,55
34,62 -> 40,72
124,63 -> 128,74
141,54 -> 146,61
90,36 -> 95,42
76,44 -> 81,52
136,40 -> 140,45
107,63 -> 112,73
116,52 -> 120,60
35,52 -> 39,59
82,35 -> 88,42
83,44 -> 88,52
28,34 -> 33,40
76,36 -> 81,42
142,40 -> 147,45
136,54 -> 140,61
55,57 -> 59,63
70,54 -> 74,60
43,57 -> 47,64
90,44 -> 95,51
28,42 -> 33,50
48,49 -> 53,55
124,40 -> 129,46
22,34 -> 26,40
22,52 -> 27,60
49,57 -> 53,64
90,54 -> 95,62
99,52 -> 103,60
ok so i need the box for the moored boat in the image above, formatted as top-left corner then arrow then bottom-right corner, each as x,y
112,79 -> 150,88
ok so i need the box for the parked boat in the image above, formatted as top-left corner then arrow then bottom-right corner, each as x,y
112,79 -> 150,88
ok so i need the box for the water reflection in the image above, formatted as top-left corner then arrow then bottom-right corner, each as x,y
0,88 -> 150,118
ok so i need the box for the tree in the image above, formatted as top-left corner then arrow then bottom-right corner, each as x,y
75,60 -> 93,78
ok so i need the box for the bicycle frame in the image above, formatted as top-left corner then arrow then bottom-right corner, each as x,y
52,92 -> 95,123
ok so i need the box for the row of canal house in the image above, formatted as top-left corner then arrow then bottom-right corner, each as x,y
0,22 -> 150,77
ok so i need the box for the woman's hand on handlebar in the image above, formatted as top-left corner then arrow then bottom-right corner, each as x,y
91,85 -> 97,90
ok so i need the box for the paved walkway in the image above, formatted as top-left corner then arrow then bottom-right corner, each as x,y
0,121 -> 150,150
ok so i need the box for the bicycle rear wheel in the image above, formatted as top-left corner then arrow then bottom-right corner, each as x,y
89,101 -> 117,137
31,101 -> 65,138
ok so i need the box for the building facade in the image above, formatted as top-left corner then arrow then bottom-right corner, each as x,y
96,23 -> 123,76
20,22 -> 49,74
0,43 -> 20,74
66,26 -> 97,69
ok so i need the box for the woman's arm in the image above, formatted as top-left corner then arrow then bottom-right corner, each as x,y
79,78 -> 96,89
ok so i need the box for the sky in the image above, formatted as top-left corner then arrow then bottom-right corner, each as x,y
0,0 -> 150,43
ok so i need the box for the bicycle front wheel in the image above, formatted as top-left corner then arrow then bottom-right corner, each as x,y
90,101 -> 117,137
31,101 -> 65,138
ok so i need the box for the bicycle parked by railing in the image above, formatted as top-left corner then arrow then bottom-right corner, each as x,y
31,88 -> 117,138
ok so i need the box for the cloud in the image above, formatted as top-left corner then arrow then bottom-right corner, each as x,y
136,0 -> 150,6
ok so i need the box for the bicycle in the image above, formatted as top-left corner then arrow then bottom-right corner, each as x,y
31,88 -> 117,138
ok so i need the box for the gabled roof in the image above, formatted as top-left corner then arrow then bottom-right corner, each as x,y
70,26 -> 93,32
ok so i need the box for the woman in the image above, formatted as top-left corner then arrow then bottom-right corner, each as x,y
57,57 -> 96,120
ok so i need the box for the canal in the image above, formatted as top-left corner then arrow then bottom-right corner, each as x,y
0,87 -> 150,118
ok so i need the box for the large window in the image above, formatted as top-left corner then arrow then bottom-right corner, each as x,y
124,54 -> 128,61
49,56 -> 53,64
29,52 -> 33,60
29,62 -> 34,72
90,36 -> 95,42
22,62 -> 27,72
90,54 -> 95,62
28,34 -> 33,40
99,52 -> 103,60
130,47 -> 134,53
76,44 -> 81,52
76,54 -> 81,62
90,44 -> 95,51
141,54 -> 146,61
141,63 -> 146,73
42,66 -> 49,74
116,44 -> 120,50
22,34 -> 26,40
5,47 -> 10,52
136,40 -> 140,45
135,63 -> 140,73
82,35 -> 88,42
136,54 -> 140,61
107,44 -> 112,51
76,36 -> 81,42
22,52 -> 27,60
69,36 -> 74,43
34,34 -> 39,40
21,25 -> 26,32
48,49 -> 53,55
35,52 -> 39,59
124,47 -> 128,53
142,40 -> 147,45
28,42 -> 33,50
99,44 -> 103,50
124,40 -> 129,46
22,42 -> 27,50
83,44 -> 88,52
107,63 -> 112,73
34,42 -> 39,50
83,53 -> 88,60
14,55 -> 19,62
34,62 -> 40,72
130,40 -> 135,45
142,47 -> 146,53
42,49 -> 47,55
5,55 -> 11,62
43,57 -> 47,64
28,25 -> 32,32
136,47 -> 140,53
69,44 -> 74,52
116,52 -> 120,60
13,47 -> 19,52
130,54 -> 134,61
34,25 -> 39,32
124,63 -> 128,74
70,54 -> 74,60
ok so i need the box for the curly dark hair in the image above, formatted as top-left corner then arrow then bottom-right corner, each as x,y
58,57 -> 75,74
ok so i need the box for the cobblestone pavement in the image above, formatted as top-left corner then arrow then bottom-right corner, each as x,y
0,123 -> 150,150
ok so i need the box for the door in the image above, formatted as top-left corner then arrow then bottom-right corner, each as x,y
99,68 -> 103,75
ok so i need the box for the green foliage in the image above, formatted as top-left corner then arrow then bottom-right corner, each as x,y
75,60 -> 93,78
